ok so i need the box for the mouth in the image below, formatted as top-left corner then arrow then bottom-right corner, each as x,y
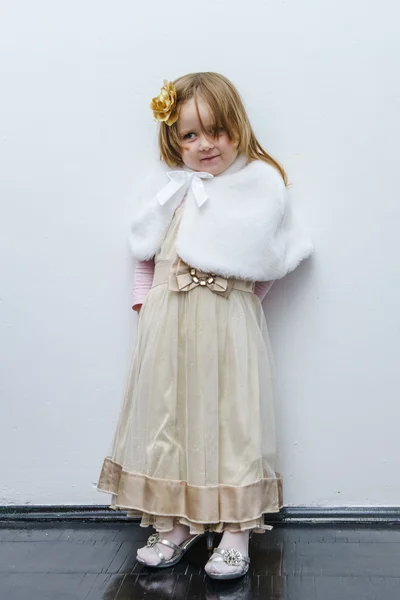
200,155 -> 220,162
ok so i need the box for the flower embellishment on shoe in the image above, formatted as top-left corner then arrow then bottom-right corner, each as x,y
205,547 -> 250,580
150,80 -> 178,126
223,548 -> 243,567
146,532 -> 160,548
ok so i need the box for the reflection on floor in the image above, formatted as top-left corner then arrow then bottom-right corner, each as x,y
0,521 -> 400,599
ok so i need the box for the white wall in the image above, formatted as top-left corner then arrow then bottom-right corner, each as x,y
1,0 -> 399,507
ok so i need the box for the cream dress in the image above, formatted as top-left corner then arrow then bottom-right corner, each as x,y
98,205 -> 283,534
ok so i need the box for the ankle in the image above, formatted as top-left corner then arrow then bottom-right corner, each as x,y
156,522 -> 190,542
219,530 -> 250,553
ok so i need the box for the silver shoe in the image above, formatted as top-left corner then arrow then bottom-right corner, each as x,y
205,547 -> 250,580
137,530 -> 214,568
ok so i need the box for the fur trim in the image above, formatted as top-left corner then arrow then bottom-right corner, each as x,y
129,157 -> 313,281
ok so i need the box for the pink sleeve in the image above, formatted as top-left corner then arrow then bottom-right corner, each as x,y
254,281 -> 275,302
132,260 -> 155,311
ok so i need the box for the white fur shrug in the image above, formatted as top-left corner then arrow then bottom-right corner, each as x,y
129,154 -> 313,281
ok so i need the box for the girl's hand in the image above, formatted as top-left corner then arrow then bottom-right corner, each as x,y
132,304 -> 142,313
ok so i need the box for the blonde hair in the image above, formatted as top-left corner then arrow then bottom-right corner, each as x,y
158,72 -> 288,186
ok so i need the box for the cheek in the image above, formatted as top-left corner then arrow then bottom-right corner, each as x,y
180,144 -> 198,167
181,143 -> 194,155
218,135 -> 237,154
180,145 -> 191,161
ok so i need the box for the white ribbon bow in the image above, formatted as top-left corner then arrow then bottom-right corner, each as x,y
156,170 -> 214,208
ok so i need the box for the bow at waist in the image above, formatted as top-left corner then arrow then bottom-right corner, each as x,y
152,259 -> 255,298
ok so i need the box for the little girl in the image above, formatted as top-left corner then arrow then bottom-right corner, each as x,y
97,72 -> 313,580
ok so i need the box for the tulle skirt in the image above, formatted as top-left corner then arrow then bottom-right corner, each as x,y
97,207 -> 283,534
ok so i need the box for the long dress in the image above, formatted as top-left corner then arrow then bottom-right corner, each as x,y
97,204 -> 283,534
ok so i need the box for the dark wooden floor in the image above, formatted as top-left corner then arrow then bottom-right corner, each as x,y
0,521 -> 400,599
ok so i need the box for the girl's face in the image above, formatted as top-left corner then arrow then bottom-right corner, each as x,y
177,97 -> 238,175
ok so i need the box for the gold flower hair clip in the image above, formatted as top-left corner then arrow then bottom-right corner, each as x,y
150,80 -> 178,126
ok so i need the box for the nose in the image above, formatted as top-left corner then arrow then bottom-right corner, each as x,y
199,133 -> 214,151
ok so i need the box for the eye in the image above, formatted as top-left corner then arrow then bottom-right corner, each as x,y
183,132 -> 196,140
209,126 -> 224,137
